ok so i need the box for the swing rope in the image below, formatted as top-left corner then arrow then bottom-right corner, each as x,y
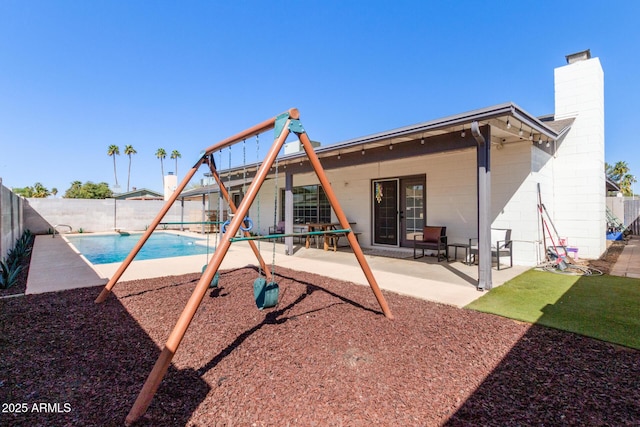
256,134 -> 262,276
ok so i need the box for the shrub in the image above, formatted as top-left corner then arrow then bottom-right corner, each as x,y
0,259 -> 22,289
0,230 -> 33,290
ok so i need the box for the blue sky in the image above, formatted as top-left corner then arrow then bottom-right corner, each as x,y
1,1 -> 639,195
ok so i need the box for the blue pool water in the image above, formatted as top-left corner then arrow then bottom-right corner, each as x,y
66,232 -> 213,264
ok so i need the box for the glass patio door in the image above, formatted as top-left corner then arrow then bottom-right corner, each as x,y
372,179 -> 399,245
400,178 -> 425,247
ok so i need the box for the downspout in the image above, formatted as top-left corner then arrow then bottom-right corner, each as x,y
471,121 -> 493,291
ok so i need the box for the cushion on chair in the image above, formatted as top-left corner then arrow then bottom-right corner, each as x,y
423,226 -> 443,243
490,229 -> 508,249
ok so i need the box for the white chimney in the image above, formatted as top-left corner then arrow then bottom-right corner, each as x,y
164,172 -> 177,201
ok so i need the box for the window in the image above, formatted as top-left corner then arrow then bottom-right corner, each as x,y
281,185 -> 331,224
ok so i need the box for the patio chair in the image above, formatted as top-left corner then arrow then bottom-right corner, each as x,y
268,221 -> 285,242
413,226 -> 448,261
469,228 -> 513,270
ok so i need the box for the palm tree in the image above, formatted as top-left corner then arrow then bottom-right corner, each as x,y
171,150 -> 181,178
32,182 -> 50,198
51,188 -> 58,198
155,148 -> 167,187
107,145 -> 120,188
606,161 -> 636,196
124,145 -> 137,192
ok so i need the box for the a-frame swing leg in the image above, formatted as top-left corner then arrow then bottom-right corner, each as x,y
297,131 -> 394,320
125,111 -> 295,425
203,155 -> 273,281
95,158 -> 205,303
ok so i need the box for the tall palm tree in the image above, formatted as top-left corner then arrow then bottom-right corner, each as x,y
124,145 -> 137,192
107,145 -> 120,188
155,148 -> 167,187
171,150 -> 181,178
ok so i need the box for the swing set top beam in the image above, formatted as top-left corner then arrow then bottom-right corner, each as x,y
229,229 -> 352,242
195,108 -> 300,164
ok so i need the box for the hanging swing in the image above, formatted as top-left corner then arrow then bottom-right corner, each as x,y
253,134 -> 279,309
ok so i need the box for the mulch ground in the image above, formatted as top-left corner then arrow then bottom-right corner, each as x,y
1,263 -> 639,426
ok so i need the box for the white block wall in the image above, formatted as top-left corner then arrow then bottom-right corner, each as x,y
551,57 -> 606,259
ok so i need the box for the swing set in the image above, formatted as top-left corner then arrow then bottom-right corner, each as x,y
94,108 -> 393,425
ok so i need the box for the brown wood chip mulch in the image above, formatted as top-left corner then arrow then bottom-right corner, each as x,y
1,266 -> 639,426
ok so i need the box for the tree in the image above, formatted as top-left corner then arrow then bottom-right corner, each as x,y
124,145 -> 137,192
171,150 -> 181,178
32,182 -> 50,198
606,161 -> 636,196
156,148 -> 167,187
13,183 -> 50,198
64,181 -> 113,199
51,188 -> 58,198
13,186 -> 34,197
107,145 -> 120,188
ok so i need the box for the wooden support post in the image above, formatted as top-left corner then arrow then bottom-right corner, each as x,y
203,156 -> 272,281
297,132 -> 394,320
95,158 -> 205,303
125,114 -> 294,425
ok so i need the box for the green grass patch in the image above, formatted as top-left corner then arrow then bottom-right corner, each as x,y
465,269 -> 640,350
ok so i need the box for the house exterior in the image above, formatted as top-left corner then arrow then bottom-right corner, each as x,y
180,50 -> 605,288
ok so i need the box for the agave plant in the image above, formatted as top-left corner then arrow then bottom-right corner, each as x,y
0,258 -> 22,290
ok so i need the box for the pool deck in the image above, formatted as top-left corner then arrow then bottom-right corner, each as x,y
24,232 -> 531,307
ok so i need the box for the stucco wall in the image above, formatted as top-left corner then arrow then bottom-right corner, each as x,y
242,144 -> 546,265
24,198 -> 203,234
0,181 -> 24,260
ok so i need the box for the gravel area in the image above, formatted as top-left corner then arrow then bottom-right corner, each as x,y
1,265 -> 639,426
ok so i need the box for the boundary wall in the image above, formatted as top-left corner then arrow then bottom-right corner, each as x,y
24,198 -> 203,234
0,179 -> 25,260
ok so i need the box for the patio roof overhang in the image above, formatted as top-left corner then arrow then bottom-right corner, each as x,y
180,102 -> 573,197
196,102 -> 570,181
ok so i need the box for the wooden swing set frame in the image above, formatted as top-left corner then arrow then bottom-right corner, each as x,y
94,108 -> 393,425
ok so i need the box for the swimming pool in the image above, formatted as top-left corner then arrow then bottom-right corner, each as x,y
65,232 -> 214,265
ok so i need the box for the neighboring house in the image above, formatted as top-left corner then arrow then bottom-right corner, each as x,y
113,188 -> 163,200
179,50 -> 605,288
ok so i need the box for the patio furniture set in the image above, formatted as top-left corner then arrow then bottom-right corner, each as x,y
413,226 -> 513,270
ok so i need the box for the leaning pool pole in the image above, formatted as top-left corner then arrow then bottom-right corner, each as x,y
95,156 -> 206,303
125,112 -> 294,425
297,131 -> 394,320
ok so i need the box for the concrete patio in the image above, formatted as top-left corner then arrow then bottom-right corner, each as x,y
25,232 -> 530,307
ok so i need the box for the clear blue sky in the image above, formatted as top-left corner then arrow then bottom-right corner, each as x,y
1,1 -> 639,194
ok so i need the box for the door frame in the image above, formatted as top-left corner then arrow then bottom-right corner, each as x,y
371,175 -> 426,248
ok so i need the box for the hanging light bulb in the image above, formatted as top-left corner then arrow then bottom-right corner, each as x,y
538,136 -> 543,145
389,143 -> 393,150
461,126 -> 466,138
506,118 -> 511,129
361,147 -> 365,155
337,152 -> 341,160
546,140 -> 551,148
420,137 -> 425,145
519,124 -> 524,137
529,131 -> 534,141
